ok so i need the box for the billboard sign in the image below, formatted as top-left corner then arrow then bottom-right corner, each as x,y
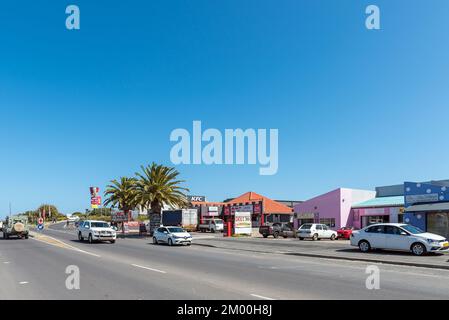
90,187 -> 101,209
111,211 -> 128,222
234,211 -> 252,234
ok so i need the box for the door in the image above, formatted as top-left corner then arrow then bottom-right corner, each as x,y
315,224 -> 323,238
384,226 -> 411,250
321,225 -> 333,238
83,222 -> 90,237
427,212 -> 449,239
363,225 -> 385,248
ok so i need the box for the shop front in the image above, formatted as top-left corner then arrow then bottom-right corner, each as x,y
222,192 -> 293,235
294,188 -> 376,230
351,196 -> 404,229
404,181 -> 449,239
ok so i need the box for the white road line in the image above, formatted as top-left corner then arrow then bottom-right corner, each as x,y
131,264 -> 167,274
3,261 -> 10,264
30,235 -> 101,258
19,281 -> 29,285
250,294 -> 275,300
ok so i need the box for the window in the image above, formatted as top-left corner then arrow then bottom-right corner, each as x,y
384,226 -> 401,235
315,225 -> 323,230
365,225 -> 384,233
322,225 -> 329,231
319,218 -> 336,228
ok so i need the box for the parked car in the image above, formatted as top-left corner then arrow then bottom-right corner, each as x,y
297,223 -> 338,241
77,220 -> 116,244
337,226 -> 355,240
259,222 -> 296,238
199,218 -> 224,233
153,226 -> 192,246
350,223 -> 449,256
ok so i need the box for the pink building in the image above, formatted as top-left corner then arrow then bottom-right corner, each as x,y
293,188 -> 376,230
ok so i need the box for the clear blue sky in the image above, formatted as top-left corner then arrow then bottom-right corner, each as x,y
1,0 -> 449,216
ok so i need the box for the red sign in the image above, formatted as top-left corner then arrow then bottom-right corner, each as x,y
38,218 -> 44,225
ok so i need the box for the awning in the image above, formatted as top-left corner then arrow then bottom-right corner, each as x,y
405,202 -> 449,212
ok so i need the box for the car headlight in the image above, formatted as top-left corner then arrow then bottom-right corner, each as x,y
426,239 -> 438,245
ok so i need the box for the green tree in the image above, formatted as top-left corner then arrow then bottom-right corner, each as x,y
103,177 -> 138,220
134,162 -> 189,215
37,204 -> 59,220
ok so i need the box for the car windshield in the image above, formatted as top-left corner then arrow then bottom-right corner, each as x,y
167,227 -> 185,233
214,219 -> 223,224
300,224 -> 312,229
91,222 -> 110,228
401,224 -> 425,234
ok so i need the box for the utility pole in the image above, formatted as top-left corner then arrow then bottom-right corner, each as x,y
9,202 -> 11,217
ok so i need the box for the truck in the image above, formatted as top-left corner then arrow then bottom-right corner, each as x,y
161,209 -> 198,232
199,218 -> 224,233
2,216 -> 30,239
259,222 -> 296,239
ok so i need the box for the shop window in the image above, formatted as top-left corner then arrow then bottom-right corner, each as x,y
319,218 -> 336,228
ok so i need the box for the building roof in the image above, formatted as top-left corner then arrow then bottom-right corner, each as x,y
226,191 -> 294,214
352,196 -> 404,208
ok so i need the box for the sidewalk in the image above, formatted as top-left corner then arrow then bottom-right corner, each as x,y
192,236 -> 449,270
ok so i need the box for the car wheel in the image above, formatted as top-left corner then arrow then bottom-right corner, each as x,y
78,232 -> 84,242
359,240 -> 371,253
24,234 -> 29,239
312,233 -> 318,241
299,237 -> 304,240
263,234 -> 268,238
88,234 -> 93,244
330,234 -> 336,241
153,237 -> 158,245
187,242 -> 192,246
273,232 -> 279,239
211,228 -> 215,233
168,238 -> 173,246
110,240 -> 115,244
411,242 -> 427,256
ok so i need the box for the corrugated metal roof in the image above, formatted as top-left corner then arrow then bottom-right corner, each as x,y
352,196 -> 404,208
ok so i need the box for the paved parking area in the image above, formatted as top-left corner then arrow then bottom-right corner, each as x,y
192,233 -> 449,270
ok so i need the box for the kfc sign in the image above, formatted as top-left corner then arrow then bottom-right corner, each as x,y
188,195 -> 206,202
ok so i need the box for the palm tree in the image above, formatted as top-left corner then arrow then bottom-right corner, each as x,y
134,163 -> 189,215
103,177 -> 138,220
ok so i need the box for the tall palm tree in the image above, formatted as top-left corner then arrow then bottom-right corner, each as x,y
134,163 -> 189,215
103,177 -> 138,220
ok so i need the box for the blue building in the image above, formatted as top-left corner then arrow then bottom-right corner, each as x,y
404,180 -> 449,239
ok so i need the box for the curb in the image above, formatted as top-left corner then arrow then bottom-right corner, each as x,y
192,243 -> 449,271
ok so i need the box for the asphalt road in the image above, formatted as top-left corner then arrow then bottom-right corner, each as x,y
1,222 -> 449,300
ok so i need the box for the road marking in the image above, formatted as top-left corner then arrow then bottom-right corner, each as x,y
250,294 -> 275,300
30,233 -> 101,258
3,261 -> 10,264
19,281 -> 28,285
131,264 -> 167,274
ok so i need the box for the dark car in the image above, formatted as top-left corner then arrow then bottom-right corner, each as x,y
259,222 -> 296,239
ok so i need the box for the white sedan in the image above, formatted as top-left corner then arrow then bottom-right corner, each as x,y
153,226 -> 192,246
350,223 -> 449,256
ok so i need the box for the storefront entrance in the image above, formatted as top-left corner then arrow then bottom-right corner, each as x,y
427,212 -> 449,239
361,215 -> 390,228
